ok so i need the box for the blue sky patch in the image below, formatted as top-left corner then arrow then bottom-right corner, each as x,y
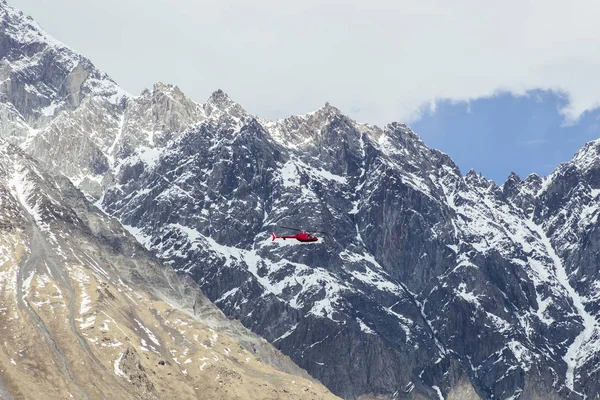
411,90 -> 600,184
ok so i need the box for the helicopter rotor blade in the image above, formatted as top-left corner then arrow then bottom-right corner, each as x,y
278,226 -> 305,232
277,226 -> 329,235
303,229 -> 329,236
306,230 -> 329,235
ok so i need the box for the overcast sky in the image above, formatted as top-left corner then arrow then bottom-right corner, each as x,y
10,0 -> 600,124
9,0 -> 600,181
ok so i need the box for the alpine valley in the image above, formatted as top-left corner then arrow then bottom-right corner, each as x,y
1,1 -> 600,400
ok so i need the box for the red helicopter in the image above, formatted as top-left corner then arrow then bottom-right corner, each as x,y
271,226 -> 327,242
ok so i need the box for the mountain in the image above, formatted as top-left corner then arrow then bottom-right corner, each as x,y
101,100 -> 593,400
0,139 -> 338,399
2,1 -> 600,399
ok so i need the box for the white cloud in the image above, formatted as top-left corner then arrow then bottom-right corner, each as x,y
9,0 -> 600,125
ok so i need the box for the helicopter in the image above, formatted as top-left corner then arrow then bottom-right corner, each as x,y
271,226 -> 327,242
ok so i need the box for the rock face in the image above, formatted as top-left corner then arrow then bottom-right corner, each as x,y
3,1 -> 600,400
0,139 -> 338,399
102,104 -> 587,400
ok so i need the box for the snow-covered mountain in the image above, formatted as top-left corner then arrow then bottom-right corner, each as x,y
2,1 -> 600,399
102,96 -> 600,400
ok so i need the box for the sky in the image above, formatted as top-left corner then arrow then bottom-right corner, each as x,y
8,0 -> 600,183
411,90 -> 600,182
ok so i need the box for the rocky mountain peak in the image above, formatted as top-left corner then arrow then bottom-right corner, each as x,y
502,171 -> 522,199
306,101 -> 345,124
503,172 -> 543,215
203,88 -> 248,122
1,0 -> 54,46
318,101 -> 342,115
506,171 -> 521,183
152,81 -> 181,94
208,88 -> 231,106
570,139 -> 600,181
464,168 -> 503,196
380,122 -> 432,154
524,172 -> 542,189
260,101 -> 356,151
139,81 -> 198,116
0,1 -> 125,131
465,168 -> 480,181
